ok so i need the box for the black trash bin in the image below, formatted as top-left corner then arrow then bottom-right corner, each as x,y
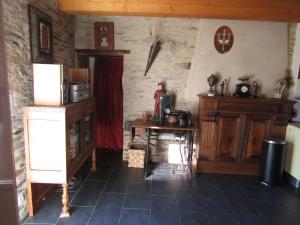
259,139 -> 286,187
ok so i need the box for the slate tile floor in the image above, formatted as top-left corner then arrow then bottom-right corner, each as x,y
23,151 -> 300,225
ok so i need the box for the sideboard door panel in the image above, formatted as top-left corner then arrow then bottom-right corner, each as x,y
216,115 -> 241,162
198,122 -> 217,161
271,126 -> 287,139
242,116 -> 271,163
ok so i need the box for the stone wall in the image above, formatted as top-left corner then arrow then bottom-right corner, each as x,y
75,16 -> 289,161
2,0 -> 75,220
75,16 -> 199,160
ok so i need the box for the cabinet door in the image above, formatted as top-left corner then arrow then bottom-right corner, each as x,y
67,115 -> 82,162
83,111 -> 95,152
198,122 -> 217,161
242,116 -> 271,163
216,114 -> 241,162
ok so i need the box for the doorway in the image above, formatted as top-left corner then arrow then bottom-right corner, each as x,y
93,56 -> 124,152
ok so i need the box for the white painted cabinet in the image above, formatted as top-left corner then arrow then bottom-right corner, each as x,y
285,123 -> 300,187
23,99 -> 96,217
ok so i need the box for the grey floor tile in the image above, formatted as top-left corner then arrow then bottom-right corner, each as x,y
151,173 -> 191,184
212,174 -> 237,186
176,193 -> 207,212
179,211 -> 210,225
151,210 -> 180,225
237,215 -> 269,225
128,182 -> 151,195
263,210 -> 300,225
221,185 -> 248,199
24,224 -> 53,225
175,184 -> 200,196
95,193 -> 125,210
111,162 -> 129,177
56,206 -> 94,225
205,197 -> 233,216
25,192 -> 65,224
200,185 -> 222,197
87,164 -> 114,181
124,193 -> 151,209
152,180 -> 181,195
88,208 -> 121,225
245,188 -> 278,201
22,157 -> 300,225
208,214 -> 240,225
21,216 -> 29,225
250,199 -> 281,216
119,209 -> 150,225
128,168 -> 149,182
151,195 -> 177,212
195,173 -> 218,186
124,183 -> 151,209
104,179 -> 129,193
88,193 -> 125,225
225,196 -> 259,215
70,181 -> 105,206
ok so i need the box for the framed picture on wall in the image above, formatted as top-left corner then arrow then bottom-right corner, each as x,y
94,22 -> 114,50
28,5 -> 53,63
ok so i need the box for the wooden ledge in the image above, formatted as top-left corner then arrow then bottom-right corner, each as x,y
76,49 -> 130,57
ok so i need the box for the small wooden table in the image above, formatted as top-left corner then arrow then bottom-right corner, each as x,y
130,119 -> 198,177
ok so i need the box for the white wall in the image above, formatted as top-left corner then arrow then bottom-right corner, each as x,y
186,19 -> 288,114
291,24 -> 300,97
291,24 -> 300,121
75,16 -> 289,158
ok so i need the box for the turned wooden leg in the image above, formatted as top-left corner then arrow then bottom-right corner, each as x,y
60,184 -> 70,218
27,182 -> 34,217
91,148 -> 97,171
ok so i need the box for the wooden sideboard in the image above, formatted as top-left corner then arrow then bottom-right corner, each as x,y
196,96 -> 295,175
23,98 -> 96,217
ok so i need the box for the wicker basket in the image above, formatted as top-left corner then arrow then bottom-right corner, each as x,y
128,143 -> 146,168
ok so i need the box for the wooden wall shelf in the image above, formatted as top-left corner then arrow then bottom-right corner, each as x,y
76,49 -> 130,57
75,49 -> 130,68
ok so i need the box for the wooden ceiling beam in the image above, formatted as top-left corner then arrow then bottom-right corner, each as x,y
57,0 -> 300,22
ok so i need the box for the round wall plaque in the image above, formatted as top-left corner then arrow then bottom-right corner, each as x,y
214,26 -> 234,54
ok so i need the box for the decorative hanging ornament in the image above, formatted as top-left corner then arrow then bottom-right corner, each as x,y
214,26 -> 234,54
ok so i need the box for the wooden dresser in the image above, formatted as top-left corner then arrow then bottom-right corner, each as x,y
23,98 -> 96,217
196,96 -> 295,175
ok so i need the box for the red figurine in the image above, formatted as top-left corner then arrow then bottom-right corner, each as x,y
153,82 -> 165,118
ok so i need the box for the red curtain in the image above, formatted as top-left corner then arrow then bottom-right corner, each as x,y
94,57 -> 123,151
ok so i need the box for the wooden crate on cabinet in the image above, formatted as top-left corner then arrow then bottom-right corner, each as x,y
23,98 -> 96,217
196,96 -> 295,175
